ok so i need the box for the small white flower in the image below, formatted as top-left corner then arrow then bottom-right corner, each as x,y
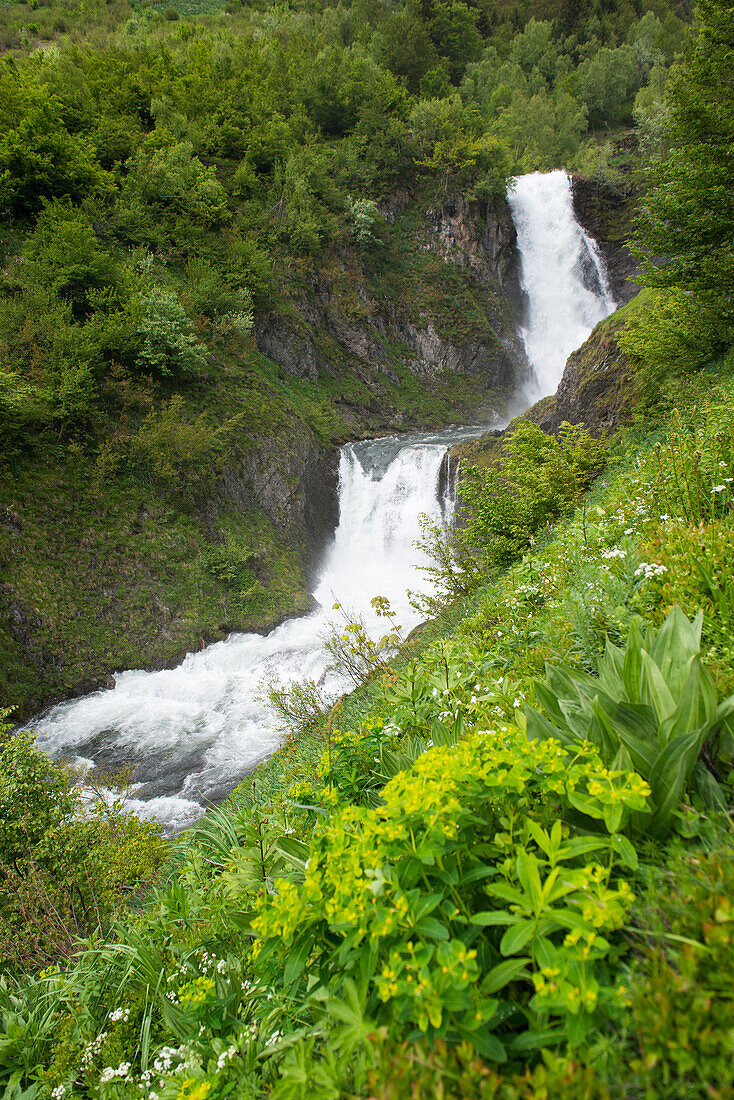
712,484 -> 726,493
51,1087 -> 66,1100
601,546 -> 626,560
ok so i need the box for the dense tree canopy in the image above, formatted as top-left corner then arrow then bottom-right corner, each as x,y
635,0 -> 734,330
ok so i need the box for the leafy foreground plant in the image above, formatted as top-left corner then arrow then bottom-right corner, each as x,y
252,724 -> 649,1079
526,605 -> 734,838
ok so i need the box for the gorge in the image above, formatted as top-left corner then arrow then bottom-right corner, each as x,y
29,169 -> 619,828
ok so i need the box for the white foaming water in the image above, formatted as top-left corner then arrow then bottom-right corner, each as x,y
508,170 -> 615,400
31,427 -> 485,830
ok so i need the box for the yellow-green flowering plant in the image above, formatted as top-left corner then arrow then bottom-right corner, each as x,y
253,725 -> 648,1060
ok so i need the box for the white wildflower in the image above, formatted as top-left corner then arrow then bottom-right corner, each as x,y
99,1062 -> 131,1085
634,562 -> 668,580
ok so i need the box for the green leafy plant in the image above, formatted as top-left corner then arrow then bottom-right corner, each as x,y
254,725 -> 648,1061
322,597 -> 403,687
414,420 -> 605,612
526,606 -> 734,837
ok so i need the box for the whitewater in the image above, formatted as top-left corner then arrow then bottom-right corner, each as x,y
31,170 -> 616,829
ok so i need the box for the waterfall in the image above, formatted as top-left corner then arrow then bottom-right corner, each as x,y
508,170 -> 616,400
29,172 -> 618,829
32,429 -> 480,830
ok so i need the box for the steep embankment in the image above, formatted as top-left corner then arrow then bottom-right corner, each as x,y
1,190 -> 525,720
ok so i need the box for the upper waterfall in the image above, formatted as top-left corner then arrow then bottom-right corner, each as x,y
507,170 -> 616,400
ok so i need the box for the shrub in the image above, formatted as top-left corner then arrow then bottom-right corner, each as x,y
0,713 -> 166,973
254,725 -> 648,1061
416,420 -> 605,611
134,287 -> 208,378
627,843 -> 734,1099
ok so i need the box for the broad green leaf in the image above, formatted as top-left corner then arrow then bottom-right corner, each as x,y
641,650 -> 677,725
557,836 -> 607,861
524,704 -> 572,745
598,638 -> 624,696
455,1026 -> 507,1063
590,696 -> 624,763
622,620 -> 645,704
431,717 -> 453,748
459,865 -> 498,886
516,851 -> 543,913
647,727 -> 707,838
524,819 -> 552,856
661,656 -> 718,745
500,919 -> 536,956
274,836 -> 310,870
483,958 -> 532,994
567,1008 -> 592,1046
690,760 -> 727,810
612,834 -> 638,870
413,893 -> 443,920
509,1027 -> 565,1052
559,697 -> 595,742
414,916 -> 449,941
603,801 -> 623,834
650,605 -> 703,698
484,882 -> 528,909
533,679 -> 567,726
470,910 -> 516,926
566,789 -> 605,820
283,936 -> 311,986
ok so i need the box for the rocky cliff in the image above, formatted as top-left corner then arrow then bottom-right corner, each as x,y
527,311 -> 637,438
571,173 -> 641,306
255,190 -> 528,412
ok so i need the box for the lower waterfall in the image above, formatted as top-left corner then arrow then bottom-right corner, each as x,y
31,171 -> 617,828
34,428 -> 484,830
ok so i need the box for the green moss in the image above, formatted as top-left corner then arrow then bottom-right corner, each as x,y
0,456 -> 309,718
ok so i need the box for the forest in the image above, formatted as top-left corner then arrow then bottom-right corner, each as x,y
2,0 -> 734,1095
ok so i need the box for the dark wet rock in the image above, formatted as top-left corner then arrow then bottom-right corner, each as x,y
571,174 -> 641,306
255,190 -> 529,403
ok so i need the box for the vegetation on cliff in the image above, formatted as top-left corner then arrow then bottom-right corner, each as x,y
0,0 -> 690,712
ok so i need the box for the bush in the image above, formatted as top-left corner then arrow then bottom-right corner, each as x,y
416,420 -> 605,611
0,714 -> 166,973
627,844 -> 734,1099
254,725 -> 647,1063
134,287 -> 208,378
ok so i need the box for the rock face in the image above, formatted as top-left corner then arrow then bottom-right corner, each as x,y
219,421 -> 339,582
571,174 -> 641,306
527,312 -> 637,439
255,191 -> 528,399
